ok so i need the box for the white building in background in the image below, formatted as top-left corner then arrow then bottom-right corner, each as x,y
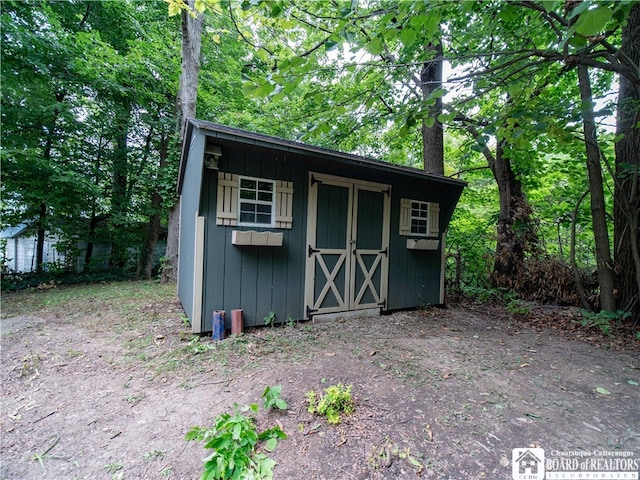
1,223 -> 166,274
0,224 -> 64,273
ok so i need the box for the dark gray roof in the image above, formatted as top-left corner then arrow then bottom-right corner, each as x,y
179,119 -> 467,192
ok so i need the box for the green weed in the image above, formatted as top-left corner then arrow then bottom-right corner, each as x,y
263,311 -> 276,327
579,309 -> 631,337
31,436 -> 60,469
261,385 -> 288,410
306,383 -> 355,425
186,397 -> 287,480
104,461 -> 123,474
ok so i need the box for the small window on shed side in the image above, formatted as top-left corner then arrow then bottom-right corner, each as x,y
399,198 -> 440,237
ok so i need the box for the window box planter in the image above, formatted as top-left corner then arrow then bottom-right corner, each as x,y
406,238 -> 439,250
232,230 -> 284,247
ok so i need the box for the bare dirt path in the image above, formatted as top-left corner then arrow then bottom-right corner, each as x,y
1,282 -> 639,479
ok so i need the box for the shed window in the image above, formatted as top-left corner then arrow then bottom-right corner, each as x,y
238,177 -> 275,226
216,172 -> 293,229
410,201 -> 429,235
399,198 -> 440,237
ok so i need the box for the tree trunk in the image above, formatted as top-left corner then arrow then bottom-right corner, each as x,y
35,202 -> 46,272
577,65 -> 616,312
458,117 -> 538,288
571,190 -> 592,311
420,40 -> 444,175
84,210 -> 98,272
139,135 -> 168,279
614,3 -> 640,317
490,141 -> 537,288
162,0 -> 203,284
109,97 -> 131,269
35,91 -> 64,273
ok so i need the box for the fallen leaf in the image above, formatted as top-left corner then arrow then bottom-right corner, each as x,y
520,363 -> 530,368
595,387 -> 611,395
325,352 -> 336,357
370,350 -> 378,356
626,379 -> 638,386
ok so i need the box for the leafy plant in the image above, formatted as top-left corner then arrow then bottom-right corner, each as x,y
261,385 -> 288,410
187,336 -> 216,354
306,384 -> 355,425
186,399 -> 287,480
506,298 -> 531,315
263,311 -> 276,327
579,309 -> 631,337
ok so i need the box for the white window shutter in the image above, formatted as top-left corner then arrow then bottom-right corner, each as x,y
275,181 -> 293,229
399,198 -> 411,236
216,172 -> 238,226
428,202 -> 440,237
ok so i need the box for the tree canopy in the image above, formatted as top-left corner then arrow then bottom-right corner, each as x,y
2,0 -> 638,319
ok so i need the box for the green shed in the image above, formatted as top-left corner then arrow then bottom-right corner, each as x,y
177,120 -> 465,333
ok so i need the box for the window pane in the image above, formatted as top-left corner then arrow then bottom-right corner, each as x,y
256,204 -> 271,213
238,177 -> 274,225
258,181 -> 273,192
240,212 -> 255,223
411,219 -> 427,234
240,203 -> 256,213
240,179 -> 256,189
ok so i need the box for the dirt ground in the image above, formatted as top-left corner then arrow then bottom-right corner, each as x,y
1,282 -> 639,480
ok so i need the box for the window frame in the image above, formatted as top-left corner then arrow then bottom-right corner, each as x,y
237,175 -> 276,228
409,200 -> 430,236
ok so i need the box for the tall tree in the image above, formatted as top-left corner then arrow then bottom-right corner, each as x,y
163,0 -> 205,283
614,3 -> 640,316
1,1 -> 93,270
578,65 -> 616,311
421,39 -> 444,174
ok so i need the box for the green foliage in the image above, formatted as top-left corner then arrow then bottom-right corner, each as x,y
187,336 -> 216,355
460,286 -> 500,303
306,384 -> 355,425
186,399 -> 287,480
261,385 -> 287,411
579,309 -> 632,337
1,269 -> 136,292
263,311 -> 276,327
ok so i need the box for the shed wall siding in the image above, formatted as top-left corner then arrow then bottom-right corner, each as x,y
177,131 -> 206,325
190,130 -> 463,330
200,149 -> 307,330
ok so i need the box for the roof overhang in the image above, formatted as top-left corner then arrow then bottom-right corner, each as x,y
178,119 -> 467,193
